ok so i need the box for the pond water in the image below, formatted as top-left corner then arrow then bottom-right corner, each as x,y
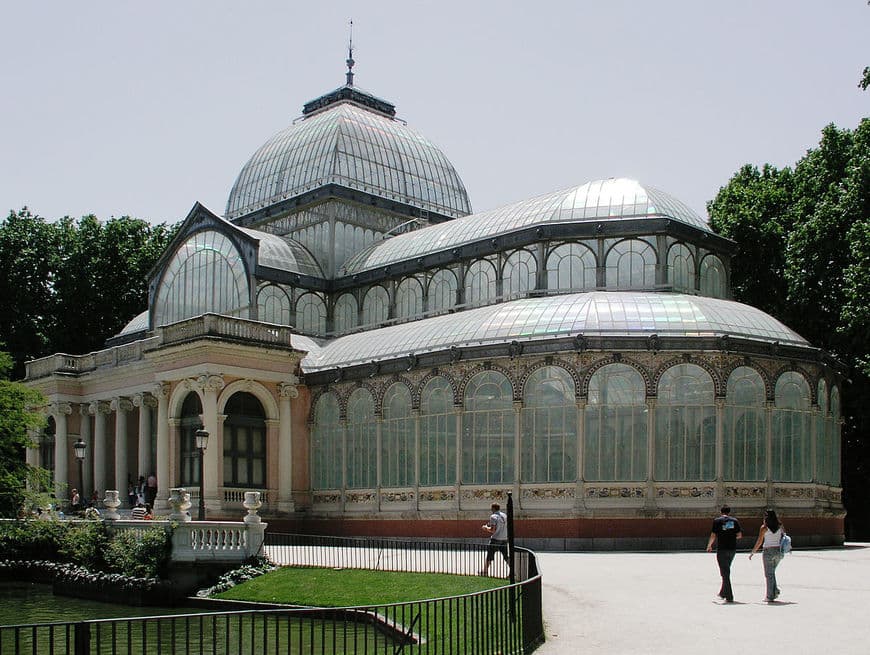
0,582 -> 199,626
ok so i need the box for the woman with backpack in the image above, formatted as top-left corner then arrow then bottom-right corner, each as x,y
749,509 -> 787,602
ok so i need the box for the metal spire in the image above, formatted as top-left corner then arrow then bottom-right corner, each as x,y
345,19 -> 355,86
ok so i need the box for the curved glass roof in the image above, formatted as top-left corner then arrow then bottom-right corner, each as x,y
226,102 -> 472,220
300,291 -> 807,371
237,226 -> 322,276
342,178 -> 712,274
119,309 -> 149,335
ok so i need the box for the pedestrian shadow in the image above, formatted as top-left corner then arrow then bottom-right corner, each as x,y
759,600 -> 797,606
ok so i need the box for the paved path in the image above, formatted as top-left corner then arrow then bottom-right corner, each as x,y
534,544 -> 870,655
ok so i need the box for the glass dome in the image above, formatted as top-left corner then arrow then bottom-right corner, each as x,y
342,178 -> 712,274
301,291 -> 808,371
226,100 -> 472,221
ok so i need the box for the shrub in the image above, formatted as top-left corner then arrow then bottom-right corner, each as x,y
0,519 -> 63,560
196,556 -> 275,597
58,521 -> 109,570
105,527 -> 172,579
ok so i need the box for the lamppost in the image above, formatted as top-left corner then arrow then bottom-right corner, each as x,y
73,438 -> 86,505
195,428 -> 209,521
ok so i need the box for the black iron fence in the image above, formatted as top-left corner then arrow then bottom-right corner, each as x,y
0,534 -> 544,654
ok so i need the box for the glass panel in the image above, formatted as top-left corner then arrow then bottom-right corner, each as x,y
521,366 -> 576,482
772,372 -> 812,482
420,376 -> 457,486
395,277 -> 424,321
347,388 -> 376,488
464,259 -> 497,307
667,243 -> 695,292
296,292 -> 327,334
222,392 -> 266,488
333,293 -> 358,334
502,249 -> 537,300
427,268 -> 458,314
724,367 -> 766,481
312,393 -> 343,489
179,393 -> 203,487
584,364 -> 647,481
257,284 -> 291,325
361,286 -> 390,327
462,370 -> 514,484
700,254 -> 727,299
605,239 -> 656,289
381,384 -> 414,487
546,243 -> 597,292
655,364 -> 715,481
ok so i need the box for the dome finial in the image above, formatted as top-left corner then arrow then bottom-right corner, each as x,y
345,19 -> 355,86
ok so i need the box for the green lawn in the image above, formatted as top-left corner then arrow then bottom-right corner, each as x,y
214,567 -> 507,606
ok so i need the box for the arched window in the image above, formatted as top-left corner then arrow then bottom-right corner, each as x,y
178,393 -> 203,487
724,367 -> 766,481
606,239 -> 656,289
311,393 -> 342,489
828,386 -> 841,486
502,249 -> 537,299
700,254 -> 727,299
655,364 -> 716,481
462,370 -> 514,484
546,243 -> 597,292
420,376 -> 457,486
223,392 -> 266,488
257,284 -> 291,325
346,388 -> 376,489
428,269 -> 457,315
382,384 -> 414,487
395,277 -> 424,321
585,364 -> 647,481
153,230 -> 249,327
816,379 -> 829,485
40,417 -> 56,475
521,366 -> 576,483
667,243 -> 695,293
332,293 -> 358,334
772,372 -> 812,482
464,259 -> 497,307
296,293 -> 326,334
361,286 -> 389,327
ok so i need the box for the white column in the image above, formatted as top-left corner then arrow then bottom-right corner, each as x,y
197,373 -> 225,514
133,392 -> 155,479
52,403 -> 72,500
277,379 -> 298,513
79,404 -> 92,496
155,383 -> 170,511
111,397 -> 132,501
90,401 -> 110,498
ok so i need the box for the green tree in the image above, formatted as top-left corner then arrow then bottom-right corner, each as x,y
0,349 -> 47,517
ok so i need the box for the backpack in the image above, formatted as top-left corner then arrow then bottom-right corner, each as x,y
780,532 -> 792,554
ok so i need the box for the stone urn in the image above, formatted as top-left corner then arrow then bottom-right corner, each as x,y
103,490 -> 121,520
243,491 -> 262,524
168,487 -> 192,522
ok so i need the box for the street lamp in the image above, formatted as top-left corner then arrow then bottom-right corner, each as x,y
195,428 -> 209,521
73,438 -> 86,507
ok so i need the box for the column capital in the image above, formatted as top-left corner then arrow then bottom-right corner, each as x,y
89,400 -> 112,416
49,402 -> 73,417
154,381 -> 171,399
110,397 -> 134,412
79,403 -> 91,416
279,379 -> 299,399
132,392 -> 158,409
195,373 -> 225,393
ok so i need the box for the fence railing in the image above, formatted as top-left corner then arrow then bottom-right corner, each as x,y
0,534 -> 545,654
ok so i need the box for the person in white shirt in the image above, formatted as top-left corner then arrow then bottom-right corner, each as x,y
479,503 -> 509,576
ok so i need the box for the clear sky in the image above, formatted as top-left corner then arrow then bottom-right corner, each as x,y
1,1 -> 867,225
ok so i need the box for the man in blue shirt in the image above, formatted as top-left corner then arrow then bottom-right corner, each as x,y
706,505 -> 743,602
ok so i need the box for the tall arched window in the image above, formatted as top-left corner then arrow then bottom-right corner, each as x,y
332,293 -> 358,334
772,372 -> 812,482
828,386 -> 841,486
667,243 -> 695,292
395,277 -> 424,321
585,364 -> 647,481
311,393 -> 342,489
382,384 -> 414,487
546,243 -> 597,292
605,239 -> 656,289
223,392 -> 266,488
724,367 -> 766,481
361,286 -> 389,326
346,388 -> 376,489
521,366 -> 576,483
296,293 -> 326,334
816,379 -> 829,485
428,269 -> 457,315
464,259 -> 497,307
655,364 -> 716,481
257,284 -> 291,325
153,230 -> 249,327
502,249 -> 537,300
420,376 -> 456,486
178,393 -> 203,487
40,417 -> 56,476
462,370 -> 514,484
700,254 -> 727,299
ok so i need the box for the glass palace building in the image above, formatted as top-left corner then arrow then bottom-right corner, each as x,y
25,74 -> 844,548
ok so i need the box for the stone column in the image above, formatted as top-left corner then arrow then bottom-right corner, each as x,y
111,397 -> 133,501
90,401 -> 110,498
155,383 -> 170,511
51,403 -> 72,500
79,404 -> 92,496
133,392 -> 155,480
277,379 -> 298,513
197,373 -> 225,514
25,429 -> 40,478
